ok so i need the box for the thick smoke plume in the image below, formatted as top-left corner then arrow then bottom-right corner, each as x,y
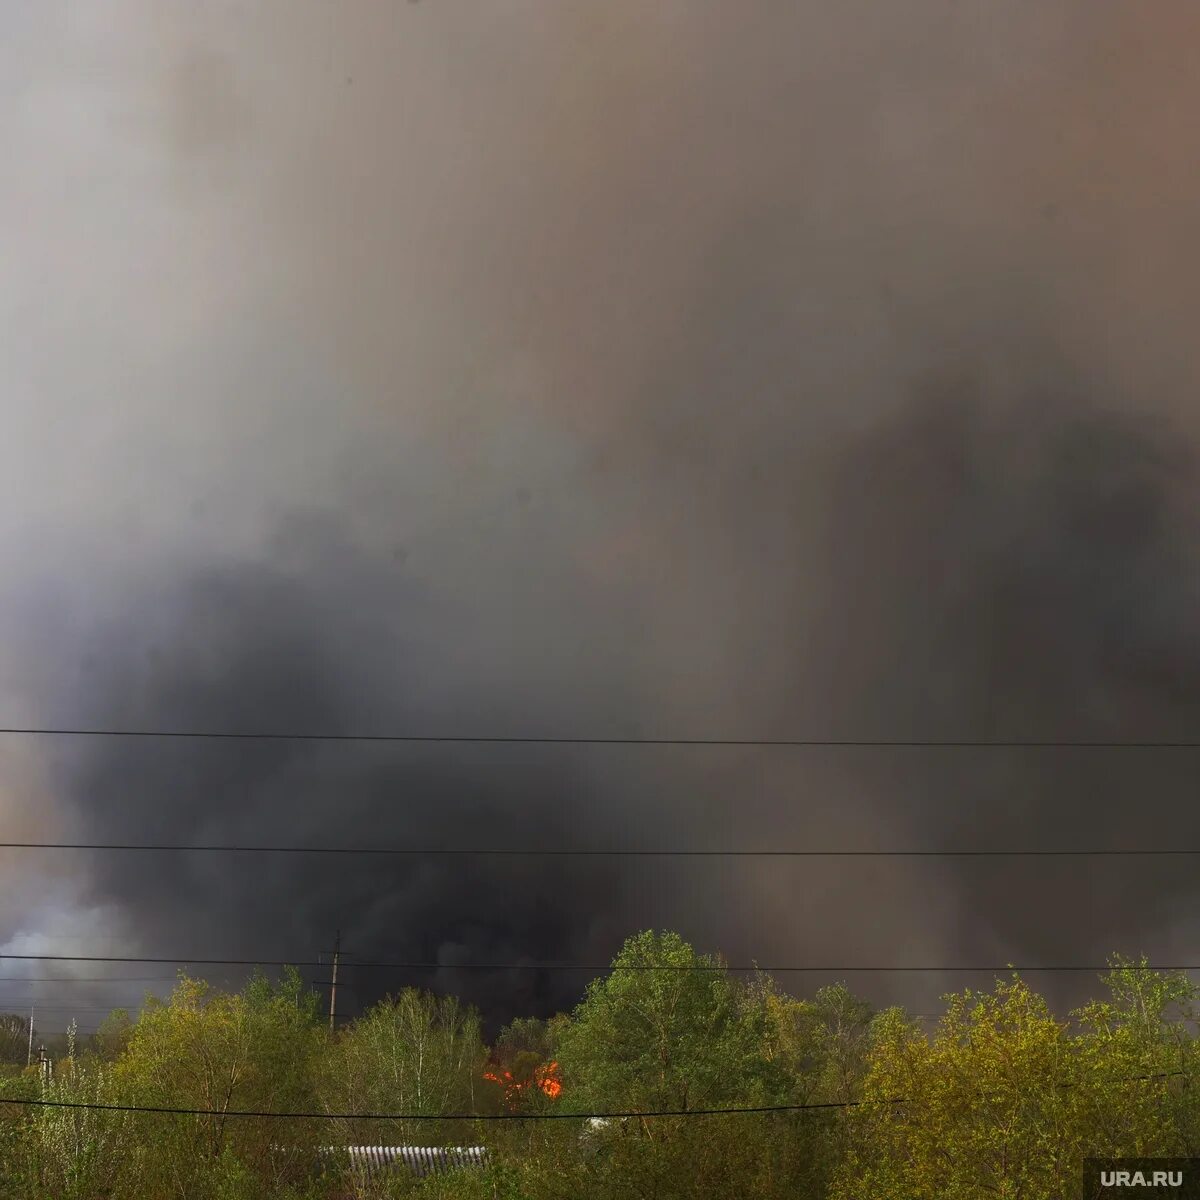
3,2 -> 1200,1026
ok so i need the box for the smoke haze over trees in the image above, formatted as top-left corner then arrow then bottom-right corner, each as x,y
2,932 -> 1199,1199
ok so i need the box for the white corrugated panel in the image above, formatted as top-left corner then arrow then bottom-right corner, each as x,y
320,1145 -> 488,1179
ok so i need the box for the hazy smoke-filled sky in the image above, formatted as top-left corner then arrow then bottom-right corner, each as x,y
3,1 -> 1200,1031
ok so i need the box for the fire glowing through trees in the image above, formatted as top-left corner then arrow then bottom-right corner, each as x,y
483,1060 -> 563,1107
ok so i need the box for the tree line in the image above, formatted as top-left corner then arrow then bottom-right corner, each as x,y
0,929 -> 1196,1198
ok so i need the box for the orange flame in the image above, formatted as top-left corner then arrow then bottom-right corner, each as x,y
483,1060 -> 562,1105
537,1061 -> 563,1100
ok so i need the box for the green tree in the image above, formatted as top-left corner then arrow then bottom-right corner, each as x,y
835,978 -> 1076,1199
25,1021 -> 142,1200
746,977 -> 874,1104
90,1008 -> 134,1061
835,969 -> 1192,1200
741,977 -> 874,1196
1073,957 -> 1197,1156
114,968 -> 325,1198
549,932 -> 790,1200
318,988 -> 486,1154
556,930 -> 777,1116
492,1015 -> 556,1087
0,1012 -> 32,1065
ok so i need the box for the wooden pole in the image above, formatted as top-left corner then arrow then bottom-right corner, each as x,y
328,930 -> 340,1033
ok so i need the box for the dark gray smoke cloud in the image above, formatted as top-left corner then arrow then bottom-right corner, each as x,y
4,1 -> 1200,1027
44,513 -> 637,1024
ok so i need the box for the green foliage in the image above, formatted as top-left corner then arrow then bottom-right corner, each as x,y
1073,957 -> 1200,1156
3,940 -> 1200,1199
556,930 -> 778,1115
744,978 -> 875,1105
492,1015 -> 557,1093
91,1008 -> 134,1061
0,1013 -> 32,1065
834,966 -> 1199,1200
19,1032 -> 143,1199
541,932 -> 804,1199
318,988 -> 487,1151
112,968 -> 326,1198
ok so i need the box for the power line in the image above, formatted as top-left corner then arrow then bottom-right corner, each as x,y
0,1070 -> 1185,1121
0,974 -> 198,984
0,1005 -> 141,1013
18,1031 -> 104,1038
0,954 -> 1185,973
1,726 -> 1199,748
0,1096 -> 889,1119
6,842 -> 1200,857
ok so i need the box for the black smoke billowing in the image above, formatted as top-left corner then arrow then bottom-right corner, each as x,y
45,374 -> 1200,1024
50,515 -> 632,1026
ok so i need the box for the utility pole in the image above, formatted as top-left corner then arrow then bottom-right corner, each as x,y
328,930 -> 341,1033
26,1008 -> 33,1067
